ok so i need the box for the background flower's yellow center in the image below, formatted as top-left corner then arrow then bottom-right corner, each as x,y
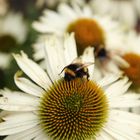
122,53 -> 140,87
67,18 -> 105,55
39,78 -> 108,140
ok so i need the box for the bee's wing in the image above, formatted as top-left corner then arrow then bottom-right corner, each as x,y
71,57 -> 82,64
76,62 -> 94,71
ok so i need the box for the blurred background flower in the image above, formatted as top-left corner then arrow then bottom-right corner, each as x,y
91,0 -> 140,30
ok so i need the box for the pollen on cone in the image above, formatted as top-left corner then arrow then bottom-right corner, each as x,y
39,78 -> 108,140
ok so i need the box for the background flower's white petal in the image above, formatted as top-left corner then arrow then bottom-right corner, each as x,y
98,74 -> 119,87
132,107 -> 140,114
81,47 -> 95,80
119,1 -> 137,29
105,77 -> 131,99
33,10 -> 66,35
43,10 -> 64,23
82,6 -> 92,17
0,53 -> 11,69
0,112 -> 38,135
4,125 -> 43,140
33,40 -> 45,60
103,59 -> 123,74
43,10 -> 67,29
64,33 -> 78,65
112,55 -> 130,68
134,0 -> 140,16
14,72 -> 45,97
71,3 -> 83,17
13,52 -> 52,90
32,21 -> 56,33
0,89 -> 39,111
0,12 -> 28,43
58,3 -> 77,19
44,36 -> 66,81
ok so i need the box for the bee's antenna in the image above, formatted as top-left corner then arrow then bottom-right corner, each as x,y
58,66 -> 66,75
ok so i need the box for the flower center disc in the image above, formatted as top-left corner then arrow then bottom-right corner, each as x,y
39,78 -> 108,140
67,18 -> 105,55
122,53 -> 140,87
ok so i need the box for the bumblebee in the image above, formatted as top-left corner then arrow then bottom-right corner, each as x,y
94,45 -> 108,60
60,60 -> 94,81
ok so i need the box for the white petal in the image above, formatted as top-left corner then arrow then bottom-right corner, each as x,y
58,3 -> 77,19
110,109 -> 140,133
0,53 -> 11,69
0,104 -> 36,111
82,6 -> 92,17
32,21 -> 56,33
14,71 -> 45,97
110,94 -> 140,108
0,89 -> 38,111
44,36 -> 66,81
34,132 -> 50,140
0,112 -> 38,135
98,74 -> 119,87
105,77 -> 131,98
43,9 -> 67,28
0,111 -> 37,122
112,55 -> 130,68
104,114 -> 140,140
97,129 -> 115,140
4,125 -> 42,140
81,47 -> 95,80
13,52 -> 52,90
120,1 -> 137,28
64,33 -> 78,65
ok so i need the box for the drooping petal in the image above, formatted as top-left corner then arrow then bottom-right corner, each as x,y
13,52 -> 52,90
0,89 -> 38,111
4,125 -> 43,140
14,71 -> 45,97
0,112 -> 38,135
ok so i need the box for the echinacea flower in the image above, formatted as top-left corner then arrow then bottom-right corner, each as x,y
32,2 -> 128,79
35,0 -> 84,9
0,12 -> 28,69
33,3 -> 124,56
0,34 -> 140,140
112,31 -> 140,89
91,0 -> 140,29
